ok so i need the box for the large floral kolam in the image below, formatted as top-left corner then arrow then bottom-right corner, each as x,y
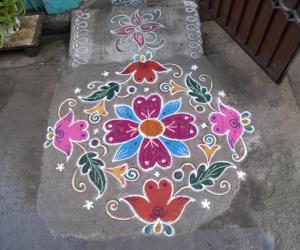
43,53 -> 254,237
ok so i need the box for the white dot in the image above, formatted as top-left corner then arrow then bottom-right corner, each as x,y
109,137 -> 113,142
190,130 -> 194,134
137,100 -> 142,104
152,98 -> 156,101
108,124 -> 112,128
145,161 -> 149,165
161,159 -> 166,163
184,116 -> 189,120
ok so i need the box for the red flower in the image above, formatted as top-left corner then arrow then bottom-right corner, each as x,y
122,179 -> 193,224
119,56 -> 168,84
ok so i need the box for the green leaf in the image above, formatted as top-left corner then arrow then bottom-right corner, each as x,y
189,161 -> 233,191
115,36 -> 124,53
186,75 -> 212,104
81,82 -> 120,102
153,9 -> 161,21
77,152 -> 106,196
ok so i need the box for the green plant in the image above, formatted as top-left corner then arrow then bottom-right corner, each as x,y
0,0 -> 26,48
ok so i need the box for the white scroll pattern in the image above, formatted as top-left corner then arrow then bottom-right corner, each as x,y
72,10 -> 90,68
184,1 -> 204,58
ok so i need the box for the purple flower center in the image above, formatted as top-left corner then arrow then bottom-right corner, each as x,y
150,206 -> 167,220
55,129 -> 64,139
229,119 -> 241,129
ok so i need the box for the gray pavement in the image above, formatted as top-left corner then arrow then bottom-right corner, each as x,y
0,12 -> 299,250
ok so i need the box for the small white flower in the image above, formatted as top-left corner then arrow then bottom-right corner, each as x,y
101,71 -> 110,77
218,90 -> 226,97
83,200 -> 94,210
56,163 -> 65,172
153,171 -> 160,178
201,123 -> 208,129
237,170 -> 246,181
74,88 -> 81,94
201,199 -> 211,210
93,128 -> 99,135
191,65 -> 198,71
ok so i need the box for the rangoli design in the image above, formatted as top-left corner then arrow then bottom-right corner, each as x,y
44,51 -> 254,236
111,9 -> 165,52
111,0 -> 147,6
72,10 -> 90,68
45,7 -> 254,238
184,1 -> 204,58
104,94 -> 197,170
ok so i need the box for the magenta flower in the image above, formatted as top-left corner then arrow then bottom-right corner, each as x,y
103,94 -> 198,171
209,101 -> 254,151
45,110 -> 90,159
111,10 -> 164,51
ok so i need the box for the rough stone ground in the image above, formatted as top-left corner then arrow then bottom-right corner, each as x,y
0,21 -> 299,249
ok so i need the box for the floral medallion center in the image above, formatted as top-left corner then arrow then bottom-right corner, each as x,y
139,119 -> 164,138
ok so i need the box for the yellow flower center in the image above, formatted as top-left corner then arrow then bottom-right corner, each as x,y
47,132 -> 55,140
241,118 -> 250,126
154,222 -> 162,234
139,119 -> 164,138
140,54 -> 146,63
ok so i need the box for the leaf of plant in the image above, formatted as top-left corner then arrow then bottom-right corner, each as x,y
77,152 -> 106,195
189,161 -> 233,191
81,82 -> 120,102
186,75 -> 212,104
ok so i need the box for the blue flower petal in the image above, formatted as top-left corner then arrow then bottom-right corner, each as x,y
115,105 -> 140,122
158,99 -> 181,119
114,136 -> 143,161
242,111 -> 251,118
160,137 -> 190,157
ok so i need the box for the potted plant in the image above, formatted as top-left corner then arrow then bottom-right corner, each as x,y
0,0 -> 26,48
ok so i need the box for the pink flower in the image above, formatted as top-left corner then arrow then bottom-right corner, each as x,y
103,94 -> 198,170
45,110 -> 89,159
111,10 -> 164,50
209,101 -> 253,150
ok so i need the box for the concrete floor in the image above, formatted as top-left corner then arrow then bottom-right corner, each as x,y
0,21 -> 299,249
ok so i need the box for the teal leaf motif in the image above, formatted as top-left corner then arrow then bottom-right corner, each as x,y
186,75 -> 212,104
245,125 -> 255,133
81,82 -> 120,102
143,224 -> 153,234
163,224 -> 174,236
189,162 -> 233,191
77,152 -> 106,196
